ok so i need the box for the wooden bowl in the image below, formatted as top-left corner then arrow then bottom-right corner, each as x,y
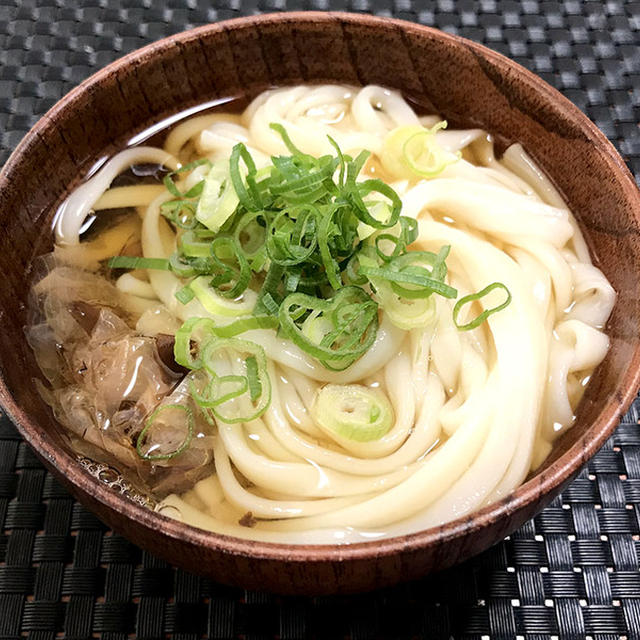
0,12 -> 639,595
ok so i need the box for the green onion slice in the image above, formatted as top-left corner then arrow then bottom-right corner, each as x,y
253,263 -> 284,316
311,384 -> 394,442
279,287 -> 378,370
245,355 -> 262,402
347,179 -> 402,230
174,316 -> 279,371
453,282 -> 512,331
136,404 -> 193,461
229,143 -> 260,211
174,317 -> 217,370
266,206 -> 318,267
316,204 -> 345,291
234,211 -> 270,260
169,253 -> 212,278
190,373 -> 249,408
208,236 -> 251,300
209,315 -> 279,338
269,122 -> 309,157
197,338 -> 271,423
402,121 -> 460,177
196,161 -> 239,232
360,263 -> 457,300
162,158 -> 211,198
179,230 -> 215,258
175,284 -> 195,305
358,251 -> 438,330
190,276 -> 256,317
108,256 -> 170,271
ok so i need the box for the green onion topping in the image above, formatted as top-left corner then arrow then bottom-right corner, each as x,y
108,256 -> 170,270
311,384 -> 394,442
136,404 -> 193,461
453,282 -> 512,331
186,336 -> 272,424
109,123 -> 513,424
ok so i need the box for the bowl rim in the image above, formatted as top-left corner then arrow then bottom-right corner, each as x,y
1,10 -> 640,563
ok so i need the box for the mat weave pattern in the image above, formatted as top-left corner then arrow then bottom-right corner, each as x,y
1,1 -> 639,638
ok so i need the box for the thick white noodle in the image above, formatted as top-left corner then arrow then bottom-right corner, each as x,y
501,143 -> 591,263
55,147 -> 180,245
115,274 -> 158,300
436,129 -> 485,152
400,179 -> 574,248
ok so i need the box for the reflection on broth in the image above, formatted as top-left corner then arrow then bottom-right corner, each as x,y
28,85 -> 615,544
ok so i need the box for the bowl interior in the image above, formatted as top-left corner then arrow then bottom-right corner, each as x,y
0,12 -> 639,571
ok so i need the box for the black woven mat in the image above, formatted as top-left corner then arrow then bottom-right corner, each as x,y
1,1 -> 639,638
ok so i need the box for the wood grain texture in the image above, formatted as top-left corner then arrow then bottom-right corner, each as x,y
0,12 -> 639,595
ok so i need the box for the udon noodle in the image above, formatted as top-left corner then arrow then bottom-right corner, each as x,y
28,85 -> 615,544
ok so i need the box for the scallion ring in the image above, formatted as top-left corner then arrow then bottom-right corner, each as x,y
136,404 -> 193,461
453,282 -> 512,331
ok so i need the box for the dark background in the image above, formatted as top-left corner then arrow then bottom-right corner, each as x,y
0,1 -> 639,638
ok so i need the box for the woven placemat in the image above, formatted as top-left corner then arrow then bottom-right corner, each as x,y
1,1 -> 639,638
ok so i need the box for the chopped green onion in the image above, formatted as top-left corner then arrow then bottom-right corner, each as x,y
175,284 -> 195,305
108,256 -> 170,270
136,404 -> 193,461
179,230 -> 215,258
357,202 -> 393,241
175,327 -> 272,425
359,265 -> 457,299
279,287 -> 378,370
327,135 -> 348,188
358,251 -> 438,330
151,124 -> 513,402
269,122 -> 308,157
403,121 -> 460,177
234,210 -> 269,260
254,262 -> 284,316
260,292 -> 280,316
191,374 -> 248,408
229,143 -> 259,211
208,236 -> 251,300
316,205 -> 345,291
311,384 -> 394,442
163,158 -> 211,198
160,199 -> 199,229
266,206 -> 318,267
111,122 -> 520,444
285,270 -> 301,293
197,338 -> 271,423
174,316 -> 279,372
245,356 -> 261,402
168,252 -> 211,278
453,282 -> 512,330
400,216 -> 419,246
190,276 -> 256,317
196,161 -> 239,232
174,317 -> 217,370
381,122 -> 459,179
374,232 -> 404,263
208,315 -> 279,338
345,254 -> 368,285
346,179 -> 402,230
